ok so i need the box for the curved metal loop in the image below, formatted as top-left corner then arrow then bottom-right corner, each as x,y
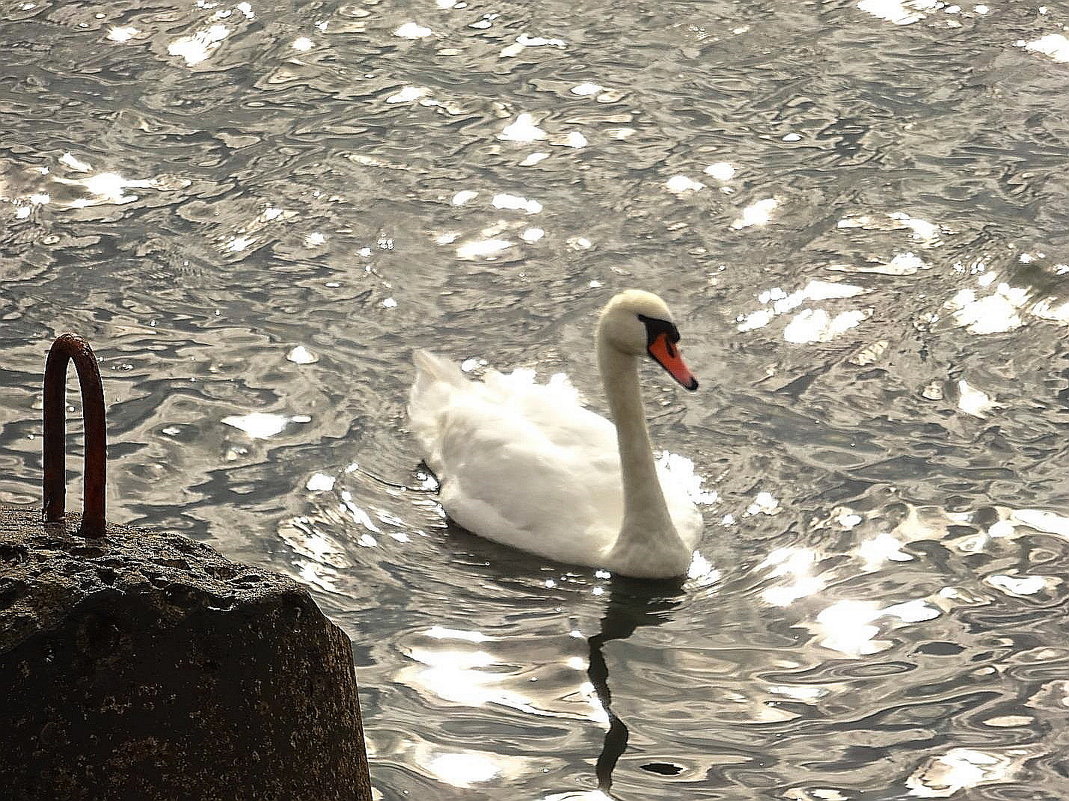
42,333 -> 107,537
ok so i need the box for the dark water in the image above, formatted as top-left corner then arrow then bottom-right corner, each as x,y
3,0 -> 1069,797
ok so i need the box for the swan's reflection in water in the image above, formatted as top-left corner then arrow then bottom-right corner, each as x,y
585,575 -> 686,796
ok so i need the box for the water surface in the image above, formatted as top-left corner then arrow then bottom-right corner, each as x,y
3,0 -> 1069,798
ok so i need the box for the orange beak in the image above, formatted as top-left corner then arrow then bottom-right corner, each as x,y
648,333 -> 698,391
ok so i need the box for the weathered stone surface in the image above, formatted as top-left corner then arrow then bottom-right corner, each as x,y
0,507 -> 372,801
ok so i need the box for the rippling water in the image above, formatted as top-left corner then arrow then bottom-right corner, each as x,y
3,0 -> 1069,797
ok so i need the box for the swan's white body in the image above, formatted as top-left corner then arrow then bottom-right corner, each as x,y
408,290 -> 703,578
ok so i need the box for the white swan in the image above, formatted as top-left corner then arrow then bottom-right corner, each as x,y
408,290 -> 703,579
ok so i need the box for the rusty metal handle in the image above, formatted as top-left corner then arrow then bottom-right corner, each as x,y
43,333 -> 107,537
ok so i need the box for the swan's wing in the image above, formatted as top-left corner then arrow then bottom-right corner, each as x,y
411,351 -> 617,463
438,411 -> 620,546
483,366 -> 618,454
409,352 -> 623,564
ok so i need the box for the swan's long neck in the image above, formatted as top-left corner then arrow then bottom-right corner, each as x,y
596,333 -> 679,549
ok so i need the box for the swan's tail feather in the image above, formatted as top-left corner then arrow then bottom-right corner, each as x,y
409,351 -> 469,464
412,349 -> 467,387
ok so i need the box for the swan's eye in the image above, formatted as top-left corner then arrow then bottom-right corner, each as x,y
637,313 -> 681,347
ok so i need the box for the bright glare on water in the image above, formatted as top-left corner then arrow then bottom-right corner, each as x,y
2,0 -> 1069,798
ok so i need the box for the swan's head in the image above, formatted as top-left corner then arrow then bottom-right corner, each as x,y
598,290 -> 699,391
